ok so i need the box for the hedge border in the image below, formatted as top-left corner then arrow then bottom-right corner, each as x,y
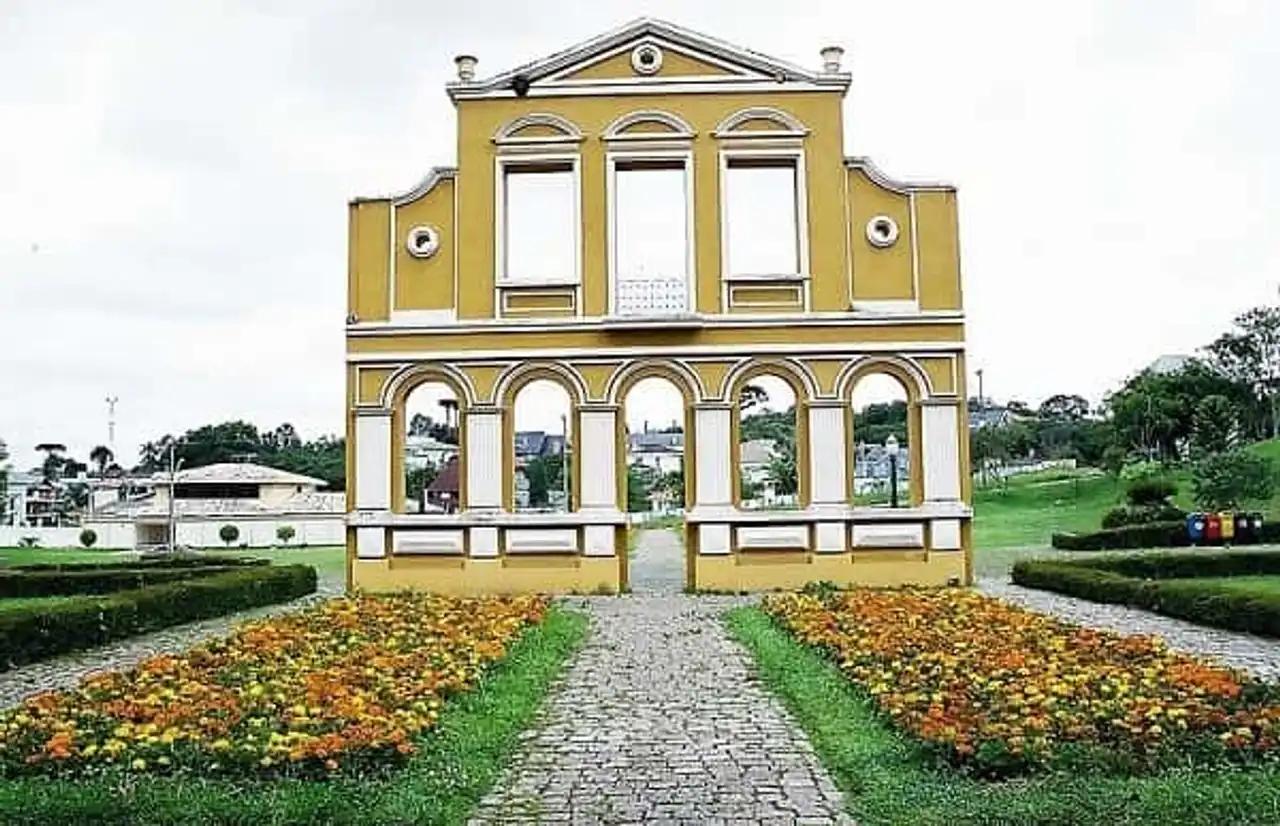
0,565 -> 318,671
0,567 -> 270,599
1011,550 -> 1280,637
1051,520 -> 1280,552
11,556 -> 268,573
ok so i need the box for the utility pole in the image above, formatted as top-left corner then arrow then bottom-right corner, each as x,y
166,442 -> 183,552
975,369 -> 984,411
105,395 -> 119,455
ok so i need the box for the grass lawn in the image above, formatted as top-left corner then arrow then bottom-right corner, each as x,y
0,596 -> 81,614
0,548 -> 134,567
1195,575 -> 1280,596
727,607 -> 1280,826
0,604 -> 587,826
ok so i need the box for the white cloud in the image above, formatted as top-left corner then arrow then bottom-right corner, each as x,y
2,0 -> 1277,469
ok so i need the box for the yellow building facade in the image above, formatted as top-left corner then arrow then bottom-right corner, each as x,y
346,18 -> 973,594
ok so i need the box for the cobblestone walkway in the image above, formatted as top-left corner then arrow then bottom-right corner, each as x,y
980,578 -> 1280,681
0,578 -> 344,709
469,530 -> 851,826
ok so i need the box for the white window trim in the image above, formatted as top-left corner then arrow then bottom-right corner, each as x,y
493,154 -> 584,307
717,147 -> 811,313
606,148 -> 697,318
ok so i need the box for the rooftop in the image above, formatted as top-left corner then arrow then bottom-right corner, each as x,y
150,462 -> 328,488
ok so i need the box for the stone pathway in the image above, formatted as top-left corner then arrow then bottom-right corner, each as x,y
0,578 -> 344,709
469,530 -> 852,826
980,578 -> 1280,681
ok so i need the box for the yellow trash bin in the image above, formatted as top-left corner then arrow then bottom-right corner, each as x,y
1221,512 -> 1235,542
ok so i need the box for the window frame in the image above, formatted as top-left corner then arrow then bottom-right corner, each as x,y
717,146 -> 811,313
605,148 -> 697,318
493,153 -> 583,291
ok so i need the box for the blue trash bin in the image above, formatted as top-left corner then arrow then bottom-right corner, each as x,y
1186,512 -> 1206,545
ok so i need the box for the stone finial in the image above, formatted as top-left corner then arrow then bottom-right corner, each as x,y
820,45 -> 844,73
454,54 -> 478,82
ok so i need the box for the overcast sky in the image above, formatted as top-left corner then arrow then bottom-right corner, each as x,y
3,0 -> 1278,471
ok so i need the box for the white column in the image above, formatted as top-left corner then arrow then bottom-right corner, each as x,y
577,406 -> 618,511
354,410 -> 392,511
920,399 -> 962,502
693,404 -> 733,509
465,407 -> 503,510
807,402 -> 848,506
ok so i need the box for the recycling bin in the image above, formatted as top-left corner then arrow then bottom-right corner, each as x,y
1186,513 -> 1206,545
1206,513 -> 1223,544
1235,513 -> 1256,545
1221,511 -> 1235,544
1251,513 -> 1266,544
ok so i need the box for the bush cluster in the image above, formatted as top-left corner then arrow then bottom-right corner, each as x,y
0,566 -> 252,599
1052,521 -> 1190,551
1012,551 -> 1280,637
0,565 -> 317,671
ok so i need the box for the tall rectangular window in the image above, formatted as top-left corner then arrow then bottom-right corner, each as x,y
502,162 -> 577,284
612,158 -> 691,315
723,157 -> 801,277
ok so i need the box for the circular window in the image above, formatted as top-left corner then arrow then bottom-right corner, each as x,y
631,44 -> 663,75
406,225 -> 441,259
866,215 -> 900,248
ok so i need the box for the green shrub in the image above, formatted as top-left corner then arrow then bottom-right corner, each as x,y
276,524 -> 296,545
1193,450 -> 1276,511
0,564 -> 317,670
78,529 -> 97,549
219,524 -> 240,547
1125,476 -> 1178,507
1100,503 -> 1186,529
1051,521 -> 1189,551
0,566 -> 250,599
11,556 -> 268,573
1012,552 -> 1280,638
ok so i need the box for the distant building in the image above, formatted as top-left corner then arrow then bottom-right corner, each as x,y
1146,353 -> 1195,375
968,406 -> 1015,430
426,456 -> 461,513
628,430 -> 684,475
90,462 -> 344,549
405,435 -> 459,470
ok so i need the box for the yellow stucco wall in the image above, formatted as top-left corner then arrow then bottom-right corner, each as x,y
393,179 -> 455,312
344,24 -> 970,596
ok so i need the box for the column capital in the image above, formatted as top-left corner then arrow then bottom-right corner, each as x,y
693,400 -> 734,411
576,403 -> 621,413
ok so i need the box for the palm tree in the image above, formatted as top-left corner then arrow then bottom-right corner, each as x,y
34,443 -> 66,482
89,445 -> 114,476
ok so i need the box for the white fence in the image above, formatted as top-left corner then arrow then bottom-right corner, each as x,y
0,517 -> 344,550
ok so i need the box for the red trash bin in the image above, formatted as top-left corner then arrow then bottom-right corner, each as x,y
1205,513 -> 1223,545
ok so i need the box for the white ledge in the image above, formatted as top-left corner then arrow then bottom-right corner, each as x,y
347,510 -> 629,528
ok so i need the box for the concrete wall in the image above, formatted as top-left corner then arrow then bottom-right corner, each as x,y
0,517 -> 343,550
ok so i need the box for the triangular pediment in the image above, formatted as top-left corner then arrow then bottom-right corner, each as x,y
447,18 -> 850,100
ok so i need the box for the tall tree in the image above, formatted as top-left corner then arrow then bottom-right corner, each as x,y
1038,394 -> 1090,421
738,384 -> 769,412
1205,304 -> 1280,438
89,445 -> 114,476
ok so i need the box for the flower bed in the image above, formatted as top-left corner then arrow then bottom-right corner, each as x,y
764,588 -> 1280,777
0,593 -> 548,778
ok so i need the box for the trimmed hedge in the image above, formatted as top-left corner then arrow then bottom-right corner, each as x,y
1052,519 -> 1280,551
1012,551 -> 1280,637
1051,521 -> 1189,551
0,566 -> 253,599
0,565 -> 317,670
10,556 -> 268,573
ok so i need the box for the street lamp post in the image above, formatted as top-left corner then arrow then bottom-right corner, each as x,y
885,434 -> 900,509
560,413 -> 570,511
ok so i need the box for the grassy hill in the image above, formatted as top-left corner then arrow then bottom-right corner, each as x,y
974,439 -> 1280,552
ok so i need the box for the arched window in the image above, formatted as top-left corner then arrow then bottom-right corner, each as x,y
401,381 -> 461,514
850,373 -> 918,508
734,374 -> 800,511
511,379 -> 575,513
